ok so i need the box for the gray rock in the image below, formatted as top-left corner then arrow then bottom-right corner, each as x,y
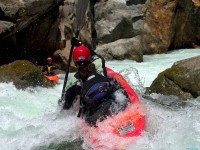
95,36 -> 143,62
0,20 -> 14,34
95,0 -> 145,44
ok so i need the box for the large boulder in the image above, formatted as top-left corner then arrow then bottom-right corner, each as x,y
147,56 -> 200,100
143,0 -> 200,54
95,36 -> 143,62
93,0 -> 145,61
95,1 -> 133,44
0,60 -> 53,89
143,0 -> 177,54
0,0 -> 64,66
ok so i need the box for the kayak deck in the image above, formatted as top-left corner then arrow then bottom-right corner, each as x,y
44,74 -> 59,83
80,67 -> 146,149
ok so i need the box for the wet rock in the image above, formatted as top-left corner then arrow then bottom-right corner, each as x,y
142,93 -> 187,109
35,139 -> 83,150
0,60 -> 54,89
148,56 -> 200,100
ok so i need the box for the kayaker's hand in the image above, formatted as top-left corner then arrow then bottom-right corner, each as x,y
58,93 -> 65,106
58,98 -> 63,106
71,37 -> 82,47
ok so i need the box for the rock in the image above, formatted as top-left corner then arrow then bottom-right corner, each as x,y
192,0 -> 200,7
0,21 -> 14,35
0,0 -> 64,66
95,36 -> 143,62
58,0 -> 75,43
95,0 -> 144,44
142,94 -> 187,109
1,0 -> 200,67
0,0 -> 24,22
143,0 -> 177,54
143,0 -> 200,54
0,60 -> 54,89
148,56 -> 200,100
53,44 -> 77,72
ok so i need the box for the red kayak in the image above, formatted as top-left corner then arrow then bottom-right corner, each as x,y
44,74 -> 59,84
80,67 -> 146,149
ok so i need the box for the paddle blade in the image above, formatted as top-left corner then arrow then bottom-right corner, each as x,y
76,0 -> 89,30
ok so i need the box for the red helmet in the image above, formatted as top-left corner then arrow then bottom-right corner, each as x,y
47,57 -> 52,61
72,46 -> 90,63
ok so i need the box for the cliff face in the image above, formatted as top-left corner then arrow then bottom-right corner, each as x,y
0,0 -> 200,66
144,0 -> 200,54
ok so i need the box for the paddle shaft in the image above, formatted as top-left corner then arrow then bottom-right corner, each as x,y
61,30 -> 79,98
60,0 -> 89,99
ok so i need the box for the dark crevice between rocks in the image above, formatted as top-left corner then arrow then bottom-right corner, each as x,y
0,8 -> 5,20
132,15 -> 144,22
193,38 -> 200,47
126,0 -> 147,6
168,42 -> 193,51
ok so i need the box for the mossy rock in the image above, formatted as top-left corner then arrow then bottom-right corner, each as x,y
148,56 -> 200,100
0,60 -> 54,89
148,68 -> 193,100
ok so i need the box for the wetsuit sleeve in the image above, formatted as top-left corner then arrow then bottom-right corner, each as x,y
64,75 -> 81,92
63,85 -> 81,109
89,48 -> 107,77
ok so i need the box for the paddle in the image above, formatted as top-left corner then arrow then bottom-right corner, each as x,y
59,0 -> 89,104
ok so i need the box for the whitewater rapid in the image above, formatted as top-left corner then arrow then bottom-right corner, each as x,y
0,49 -> 200,150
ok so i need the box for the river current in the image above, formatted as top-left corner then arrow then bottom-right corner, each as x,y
0,49 -> 200,150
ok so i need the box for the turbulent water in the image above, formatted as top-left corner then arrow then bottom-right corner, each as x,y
0,49 -> 200,150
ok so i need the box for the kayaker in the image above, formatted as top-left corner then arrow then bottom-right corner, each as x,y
42,57 -> 59,76
62,38 -> 128,126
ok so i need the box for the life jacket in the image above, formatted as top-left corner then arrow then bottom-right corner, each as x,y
80,72 -> 114,107
47,66 -> 51,74
46,65 -> 54,76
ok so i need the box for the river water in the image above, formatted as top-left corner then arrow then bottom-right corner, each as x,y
0,49 -> 200,150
